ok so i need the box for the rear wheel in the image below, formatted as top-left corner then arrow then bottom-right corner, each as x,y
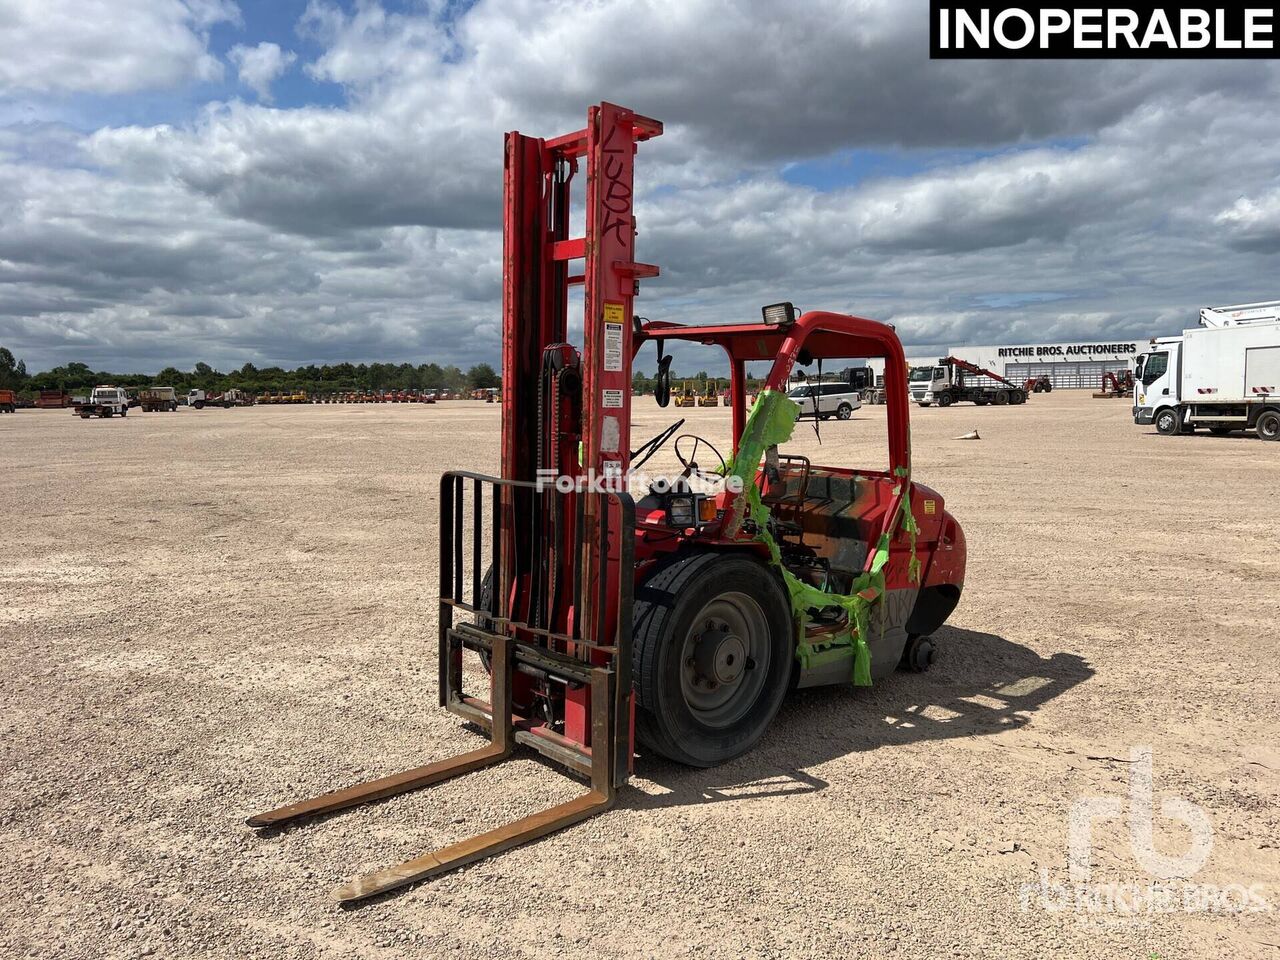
1155,407 -> 1181,436
836,403 -> 853,420
1257,410 -> 1280,441
993,391 -> 1009,405
632,552 -> 792,767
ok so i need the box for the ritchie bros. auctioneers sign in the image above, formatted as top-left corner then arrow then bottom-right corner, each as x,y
996,343 -> 1140,358
930,3 -> 1280,58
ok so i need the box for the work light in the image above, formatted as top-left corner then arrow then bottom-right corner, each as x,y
761,302 -> 797,326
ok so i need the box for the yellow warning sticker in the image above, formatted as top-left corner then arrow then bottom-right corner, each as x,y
603,302 -> 624,324
924,500 -> 936,515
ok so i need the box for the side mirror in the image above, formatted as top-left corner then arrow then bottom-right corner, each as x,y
654,341 -> 672,408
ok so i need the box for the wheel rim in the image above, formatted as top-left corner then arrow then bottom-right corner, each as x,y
679,592 -> 770,728
1262,415 -> 1280,439
838,405 -> 851,420
1158,411 -> 1175,432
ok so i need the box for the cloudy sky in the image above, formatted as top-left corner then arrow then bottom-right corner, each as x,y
2,0 -> 1279,375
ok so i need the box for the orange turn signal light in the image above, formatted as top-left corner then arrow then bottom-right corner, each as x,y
699,498 -> 718,523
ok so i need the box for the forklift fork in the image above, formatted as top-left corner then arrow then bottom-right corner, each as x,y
246,472 -> 631,904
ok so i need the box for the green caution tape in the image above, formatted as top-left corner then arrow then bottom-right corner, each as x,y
724,390 -> 918,686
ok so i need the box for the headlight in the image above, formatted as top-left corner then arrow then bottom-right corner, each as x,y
667,495 -> 695,527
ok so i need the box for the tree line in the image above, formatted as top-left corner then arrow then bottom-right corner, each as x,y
0,347 -> 772,398
0,349 -> 501,396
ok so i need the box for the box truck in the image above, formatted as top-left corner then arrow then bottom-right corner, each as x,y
1133,300 -> 1280,440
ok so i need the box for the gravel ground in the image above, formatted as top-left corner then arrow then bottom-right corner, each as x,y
2,394 -> 1277,959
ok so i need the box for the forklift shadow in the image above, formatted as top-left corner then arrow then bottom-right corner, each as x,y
630,625 -> 1093,810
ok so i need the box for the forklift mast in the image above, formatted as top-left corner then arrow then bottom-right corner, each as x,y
502,102 -> 662,486
500,103 -> 662,741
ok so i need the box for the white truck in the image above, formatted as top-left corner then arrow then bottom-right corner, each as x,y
187,388 -> 252,409
73,385 -> 130,419
1133,300 -> 1280,440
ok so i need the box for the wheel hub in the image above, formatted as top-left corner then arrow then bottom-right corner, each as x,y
692,623 -> 746,686
678,594 -> 770,727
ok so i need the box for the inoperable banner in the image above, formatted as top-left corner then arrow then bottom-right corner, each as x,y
930,3 -> 1280,58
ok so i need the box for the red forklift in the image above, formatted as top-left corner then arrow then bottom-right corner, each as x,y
247,103 -> 968,903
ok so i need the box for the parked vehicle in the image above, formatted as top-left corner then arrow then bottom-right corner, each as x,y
35,389 -> 72,409
73,385 -> 130,418
1093,370 -> 1134,399
1133,300 -> 1280,439
787,379 -> 863,420
0,388 -> 16,413
848,367 -> 888,405
911,357 -> 1028,407
672,380 -> 698,407
138,387 -> 178,412
188,388 -> 253,409
247,102 -> 967,903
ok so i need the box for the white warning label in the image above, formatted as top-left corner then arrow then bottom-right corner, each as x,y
604,320 -> 624,372
602,389 -> 624,408
601,416 -> 620,453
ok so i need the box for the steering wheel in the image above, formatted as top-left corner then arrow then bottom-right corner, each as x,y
631,418 -> 685,470
674,434 -> 728,479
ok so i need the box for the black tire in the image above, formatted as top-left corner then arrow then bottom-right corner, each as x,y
936,394 -> 953,408
1155,407 -> 1181,435
974,397 -> 989,406
194,400 -> 205,410
918,402 -> 931,408
1257,409 -> 1280,442
836,403 -> 853,420
632,552 -> 792,767
993,391 -> 1009,406
1013,390 -> 1027,404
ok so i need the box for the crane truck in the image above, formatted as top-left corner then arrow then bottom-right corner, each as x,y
910,356 -> 1028,407
1133,300 -> 1280,440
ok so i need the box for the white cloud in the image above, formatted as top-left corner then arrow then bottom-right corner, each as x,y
0,0 -> 240,96
1215,190 -> 1280,253
228,42 -> 297,103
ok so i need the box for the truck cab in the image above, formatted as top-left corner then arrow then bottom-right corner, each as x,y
909,364 -> 944,404
1133,337 -> 1183,433
75,385 -> 130,418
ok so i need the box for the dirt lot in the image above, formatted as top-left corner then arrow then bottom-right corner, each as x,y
2,393 -> 1277,959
